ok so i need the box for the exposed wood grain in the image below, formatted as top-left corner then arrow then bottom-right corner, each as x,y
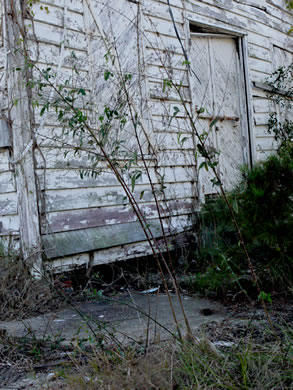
45,199 -> 194,233
1,0 -> 292,271
44,181 -> 195,212
0,215 -> 20,235
5,0 -> 42,273
0,172 -> 16,193
43,220 -> 164,258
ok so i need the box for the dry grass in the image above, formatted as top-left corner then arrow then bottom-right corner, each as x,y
0,251 -> 61,321
46,324 -> 293,390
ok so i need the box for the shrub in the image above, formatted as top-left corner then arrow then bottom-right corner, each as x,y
191,144 -> 293,297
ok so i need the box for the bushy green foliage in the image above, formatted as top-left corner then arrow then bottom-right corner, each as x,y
192,144 -> 293,297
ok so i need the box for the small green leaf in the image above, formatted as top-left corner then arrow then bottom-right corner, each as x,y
198,161 -> 209,171
78,88 -> 86,96
163,79 -> 172,92
232,198 -> 239,214
173,106 -> 180,117
104,70 -> 113,81
210,117 -> 219,128
258,291 -> 272,304
196,107 -> 205,114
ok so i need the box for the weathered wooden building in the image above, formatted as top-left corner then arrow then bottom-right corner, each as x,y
0,0 -> 292,274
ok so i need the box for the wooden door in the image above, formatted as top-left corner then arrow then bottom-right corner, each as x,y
190,34 -> 249,197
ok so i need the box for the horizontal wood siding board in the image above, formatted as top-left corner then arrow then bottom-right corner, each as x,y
152,0 -> 184,8
44,199 -> 194,233
254,113 -> 270,127
45,181 -> 196,212
43,220 -> 164,258
187,0 -> 292,35
151,116 -> 192,133
0,172 -> 15,193
143,1 -> 184,23
31,3 -> 84,32
36,165 -> 195,190
29,42 -> 89,69
144,16 -> 185,39
248,44 -> 271,61
28,21 -> 88,50
50,239 -> 158,272
255,136 -> 277,151
248,57 -> 272,74
145,31 -> 184,52
146,48 -> 185,68
0,215 -> 19,235
156,151 -> 196,167
0,151 -> 10,172
0,193 -> 18,216
40,0 -> 84,13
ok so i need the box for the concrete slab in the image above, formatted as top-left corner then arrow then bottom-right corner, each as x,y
0,293 -> 226,343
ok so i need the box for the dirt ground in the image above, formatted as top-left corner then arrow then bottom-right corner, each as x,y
0,292 -> 292,390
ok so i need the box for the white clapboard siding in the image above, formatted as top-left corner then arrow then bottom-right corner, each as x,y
147,65 -> 189,86
145,31 -> 185,53
45,181 -> 195,213
0,215 -> 20,235
0,172 -> 16,194
27,21 -> 88,50
148,100 -> 191,117
38,165 -> 197,191
149,81 -> 191,102
151,115 -> 192,133
254,113 -> 271,127
0,151 -> 11,172
31,3 -> 84,32
248,44 -> 272,62
1,0 -> 292,270
0,193 -> 18,216
146,48 -> 186,68
30,43 -> 90,70
45,198 -> 194,233
144,0 -> 184,23
189,0 -> 292,35
156,151 -> 197,167
40,0 -> 84,13
144,16 -> 185,39
249,58 -> 272,75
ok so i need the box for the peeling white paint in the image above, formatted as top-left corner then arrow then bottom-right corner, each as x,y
0,0 -> 292,272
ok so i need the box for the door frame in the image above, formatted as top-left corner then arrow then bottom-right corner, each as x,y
185,20 -> 255,185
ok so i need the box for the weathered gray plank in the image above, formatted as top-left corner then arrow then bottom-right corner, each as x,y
43,220 -> 164,258
0,193 -> 17,216
143,0 -> 184,23
44,199 -> 194,233
0,151 -> 10,172
0,215 -> 19,235
0,120 -> 11,147
31,3 -> 84,32
0,172 -> 15,193
28,21 -> 88,50
45,180 -> 195,212
255,136 -> 277,151
40,0 -> 84,13
6,0 -> 42,272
